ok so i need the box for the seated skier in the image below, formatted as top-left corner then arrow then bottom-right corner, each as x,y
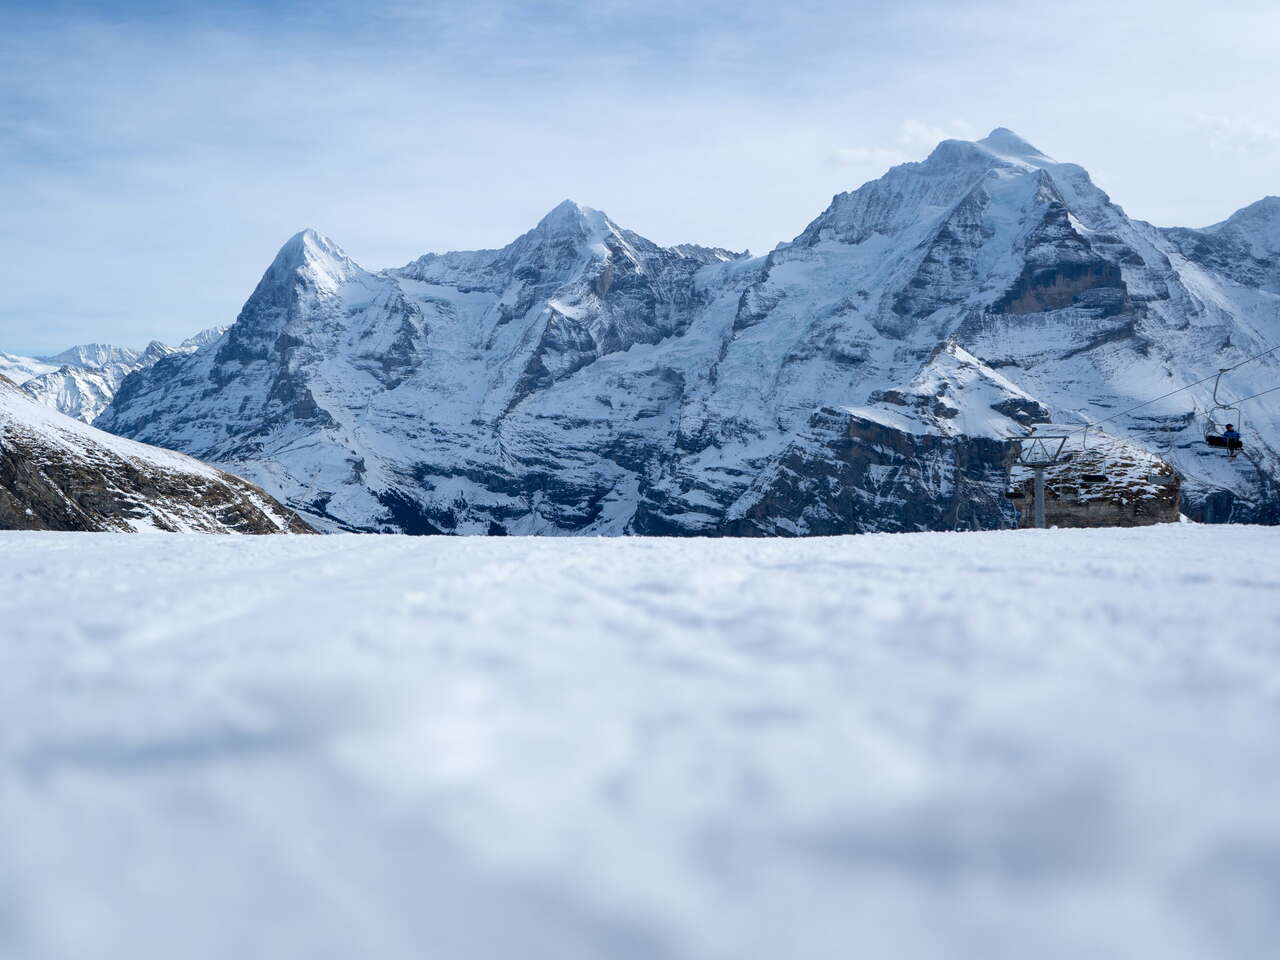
1222,423 -> 1242,457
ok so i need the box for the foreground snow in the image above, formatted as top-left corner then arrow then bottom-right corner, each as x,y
2,526 -> 1278,960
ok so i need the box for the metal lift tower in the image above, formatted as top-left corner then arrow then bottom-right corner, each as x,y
1011,435 -> 1069,529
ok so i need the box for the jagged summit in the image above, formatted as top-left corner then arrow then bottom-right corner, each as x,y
139,340 -> 175,362
180,326 -> 228,350
497,198 -> 641,273
272,227 -> 349,264
536,199 -> 608,231
528,200 -> 620,255
50,343 -> 139,368
264,228 -> 357,291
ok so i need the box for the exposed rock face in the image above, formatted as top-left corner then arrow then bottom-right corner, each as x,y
1008,428 -> 1181,528
993,261 -> 1126,315
710,406 -> 1017,536
0,376 -> 311,534
96,130 -> 1280,535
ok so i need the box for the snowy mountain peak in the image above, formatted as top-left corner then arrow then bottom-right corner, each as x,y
50,343 -> 140,368
1208,194 -> 1280,232
1175,193 -> 1280,293
269,228 -> 357,290
533,200 -> 616,244
179,326 -> 228,351
141,340 -> 174,359
493,199 -> 638,274
977,127 -> 1052,161
920,128 -> 1055,175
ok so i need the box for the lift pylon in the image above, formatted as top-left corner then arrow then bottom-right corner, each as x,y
1010,435 -> 1068,529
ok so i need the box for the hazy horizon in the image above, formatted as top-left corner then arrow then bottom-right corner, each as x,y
4,0 -> 1279,354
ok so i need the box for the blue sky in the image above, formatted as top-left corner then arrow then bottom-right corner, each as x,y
3,0 -> 1279,353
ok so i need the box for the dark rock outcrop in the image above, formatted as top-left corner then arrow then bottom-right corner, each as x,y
721,407 -> 1017,535
0,376 -> 312,534
1008,429 -> 1180,528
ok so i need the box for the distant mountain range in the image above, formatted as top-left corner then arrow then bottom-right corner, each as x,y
22,128 -> 1280,534
0,328 -> 225,423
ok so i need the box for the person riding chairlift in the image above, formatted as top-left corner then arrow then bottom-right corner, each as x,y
1222,423 -> 1242,458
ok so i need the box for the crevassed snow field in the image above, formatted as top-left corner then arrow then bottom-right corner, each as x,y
2,526 -> 1279,960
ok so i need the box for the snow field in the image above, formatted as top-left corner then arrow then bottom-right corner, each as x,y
1,525 -> 1279,959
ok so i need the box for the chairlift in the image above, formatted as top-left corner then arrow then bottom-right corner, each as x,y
1202,369 -> 1244,457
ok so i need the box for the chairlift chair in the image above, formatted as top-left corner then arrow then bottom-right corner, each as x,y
1202,369 -> 1244,456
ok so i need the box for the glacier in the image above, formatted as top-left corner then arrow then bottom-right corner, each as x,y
96,129 -> 1280,534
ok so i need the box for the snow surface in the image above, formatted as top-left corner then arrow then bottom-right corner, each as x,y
2,526 -> 1279,960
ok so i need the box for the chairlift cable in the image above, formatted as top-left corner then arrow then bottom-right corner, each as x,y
1063,342 -> 1280,439
1229,383 -> 1280,405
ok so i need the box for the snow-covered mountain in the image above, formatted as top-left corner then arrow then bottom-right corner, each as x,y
178,326 -> 228,350
0,374 -> 309,533
5,329 -> 227,423
1166,196 -> 1280,294
98,130 -> 1280,533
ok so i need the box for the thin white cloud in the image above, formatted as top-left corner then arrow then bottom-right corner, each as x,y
1191,112 -> 1280,152
826,145 -> 911,169
896,119 -> 978,150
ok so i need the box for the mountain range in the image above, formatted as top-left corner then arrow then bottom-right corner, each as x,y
76,128 -> 1280,533
0,328 -> 225,423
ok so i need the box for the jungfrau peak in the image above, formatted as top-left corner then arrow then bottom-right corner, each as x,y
96,129 -> 1280,533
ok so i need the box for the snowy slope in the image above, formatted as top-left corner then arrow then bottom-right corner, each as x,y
0,374 -> 309,533
1,525 -> 1278,960
0,351 -> 59,385
98,130 -> 1280,533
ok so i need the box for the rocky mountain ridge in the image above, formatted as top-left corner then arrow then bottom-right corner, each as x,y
0,374 -> 310,534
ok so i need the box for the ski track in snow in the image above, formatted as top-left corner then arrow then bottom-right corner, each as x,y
2,526 -> 1279,960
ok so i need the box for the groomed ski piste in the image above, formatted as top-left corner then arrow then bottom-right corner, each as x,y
2,524 -> 1278,960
